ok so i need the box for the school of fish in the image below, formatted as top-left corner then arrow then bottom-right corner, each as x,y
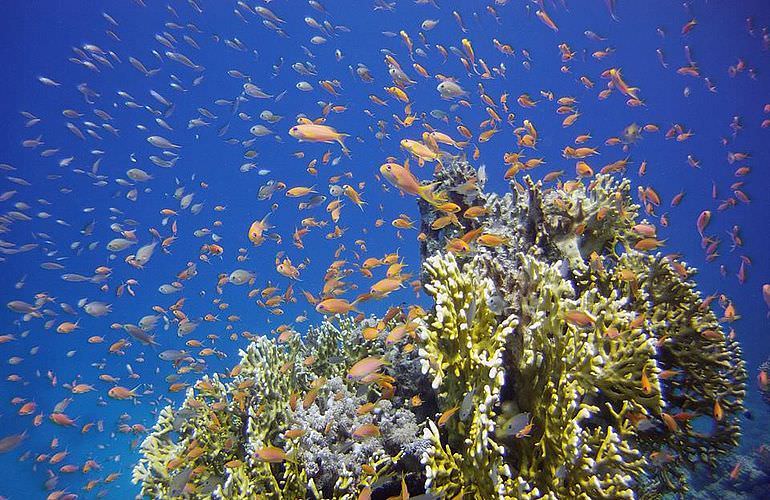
0,0 -> 769,498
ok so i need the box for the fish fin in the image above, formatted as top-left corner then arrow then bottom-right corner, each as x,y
260,212 -> 273,230
336,137 -> 351,158
350,297 -> 363,313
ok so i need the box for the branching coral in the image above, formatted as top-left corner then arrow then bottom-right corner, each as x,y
418,252 -> 517,498
507,253 -> 654,499
133,336 -> 303,499
615,253 -> 746,478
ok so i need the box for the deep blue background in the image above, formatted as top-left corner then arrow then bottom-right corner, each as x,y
0,1 -> 768,497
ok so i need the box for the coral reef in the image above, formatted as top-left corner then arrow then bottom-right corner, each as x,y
416,158 -> 746,497
135,157 -> 746,498
133,335 -> 303,498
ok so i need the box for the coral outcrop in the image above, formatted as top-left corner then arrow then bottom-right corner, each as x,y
135,157 -> 746,499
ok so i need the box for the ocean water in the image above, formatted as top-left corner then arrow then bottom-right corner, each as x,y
0,0 -> 768,498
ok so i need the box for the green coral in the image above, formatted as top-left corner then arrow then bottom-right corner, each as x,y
621,253 -> 746,490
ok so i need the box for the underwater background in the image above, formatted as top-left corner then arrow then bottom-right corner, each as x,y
0,0 -> 768,498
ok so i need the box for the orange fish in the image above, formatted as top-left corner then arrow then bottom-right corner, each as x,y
352,423 -> 381,439
107,385 -> 140,400
661,412 -> 678,432
254,445 -> 288,463
564,310 -> 596,327
347,356 -> 388,380
379,161 -> 445,206
289,123 -> 350,155
641,369 -> 652,395
714,399 -> 724,421
437,406 -> 460,427
729,461 -> 742,480
315,298 -> 359,315
536,9 -> 559,31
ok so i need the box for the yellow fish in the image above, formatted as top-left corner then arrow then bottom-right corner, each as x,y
248,214 -> 271,246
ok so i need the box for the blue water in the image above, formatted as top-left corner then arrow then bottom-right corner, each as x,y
0,1 -> 768,498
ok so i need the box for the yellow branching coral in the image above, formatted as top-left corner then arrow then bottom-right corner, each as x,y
578,249 -> 747,492
510,253 -> 654,499
418,252 -> 517,498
